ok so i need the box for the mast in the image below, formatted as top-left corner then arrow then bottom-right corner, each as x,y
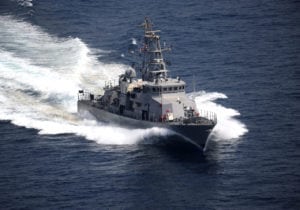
140,17 -> 169,82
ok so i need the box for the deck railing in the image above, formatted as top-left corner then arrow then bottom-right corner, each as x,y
198,109 -> 218,124
120,109 -> 217,124
78,90 -> 217,124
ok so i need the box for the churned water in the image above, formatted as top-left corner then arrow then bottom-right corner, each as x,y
0,0 -> 299,209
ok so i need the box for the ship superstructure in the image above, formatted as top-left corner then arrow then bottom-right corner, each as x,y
78,18 -> 217,149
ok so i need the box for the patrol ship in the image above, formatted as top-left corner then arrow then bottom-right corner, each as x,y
78,18 -> 217,149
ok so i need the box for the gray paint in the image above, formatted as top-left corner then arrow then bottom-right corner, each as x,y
77,18 -> 217,149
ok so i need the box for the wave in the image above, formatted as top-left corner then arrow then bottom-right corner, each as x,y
191,91 -> 248,141
0,15 -> 248,146
10,0 -> 33,7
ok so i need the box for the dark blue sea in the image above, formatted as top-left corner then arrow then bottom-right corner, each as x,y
0,0 -> 299,209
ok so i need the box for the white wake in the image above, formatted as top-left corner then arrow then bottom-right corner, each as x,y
191,91 -> 248,141
10,0 -> 34,7
0,15 -> 248,145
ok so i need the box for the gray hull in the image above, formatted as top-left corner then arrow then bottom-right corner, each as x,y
78,101 -> 214,149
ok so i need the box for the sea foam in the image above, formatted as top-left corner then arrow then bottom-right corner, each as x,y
0,15 -> 248,145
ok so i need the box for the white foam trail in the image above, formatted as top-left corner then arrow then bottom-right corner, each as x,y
0,15 -> 247,146
192,91 -> 248,142
76,125 -> 172,145
0,15 -> 173,145
9,0 -> 33,7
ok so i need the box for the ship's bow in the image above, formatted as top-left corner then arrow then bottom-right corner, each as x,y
170,124 -> 215,149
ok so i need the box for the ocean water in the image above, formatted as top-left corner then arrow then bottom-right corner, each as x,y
0,0 -> 299,209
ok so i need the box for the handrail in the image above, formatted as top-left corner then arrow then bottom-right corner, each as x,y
78,90 -> 217,124
198,109 -> 218,124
